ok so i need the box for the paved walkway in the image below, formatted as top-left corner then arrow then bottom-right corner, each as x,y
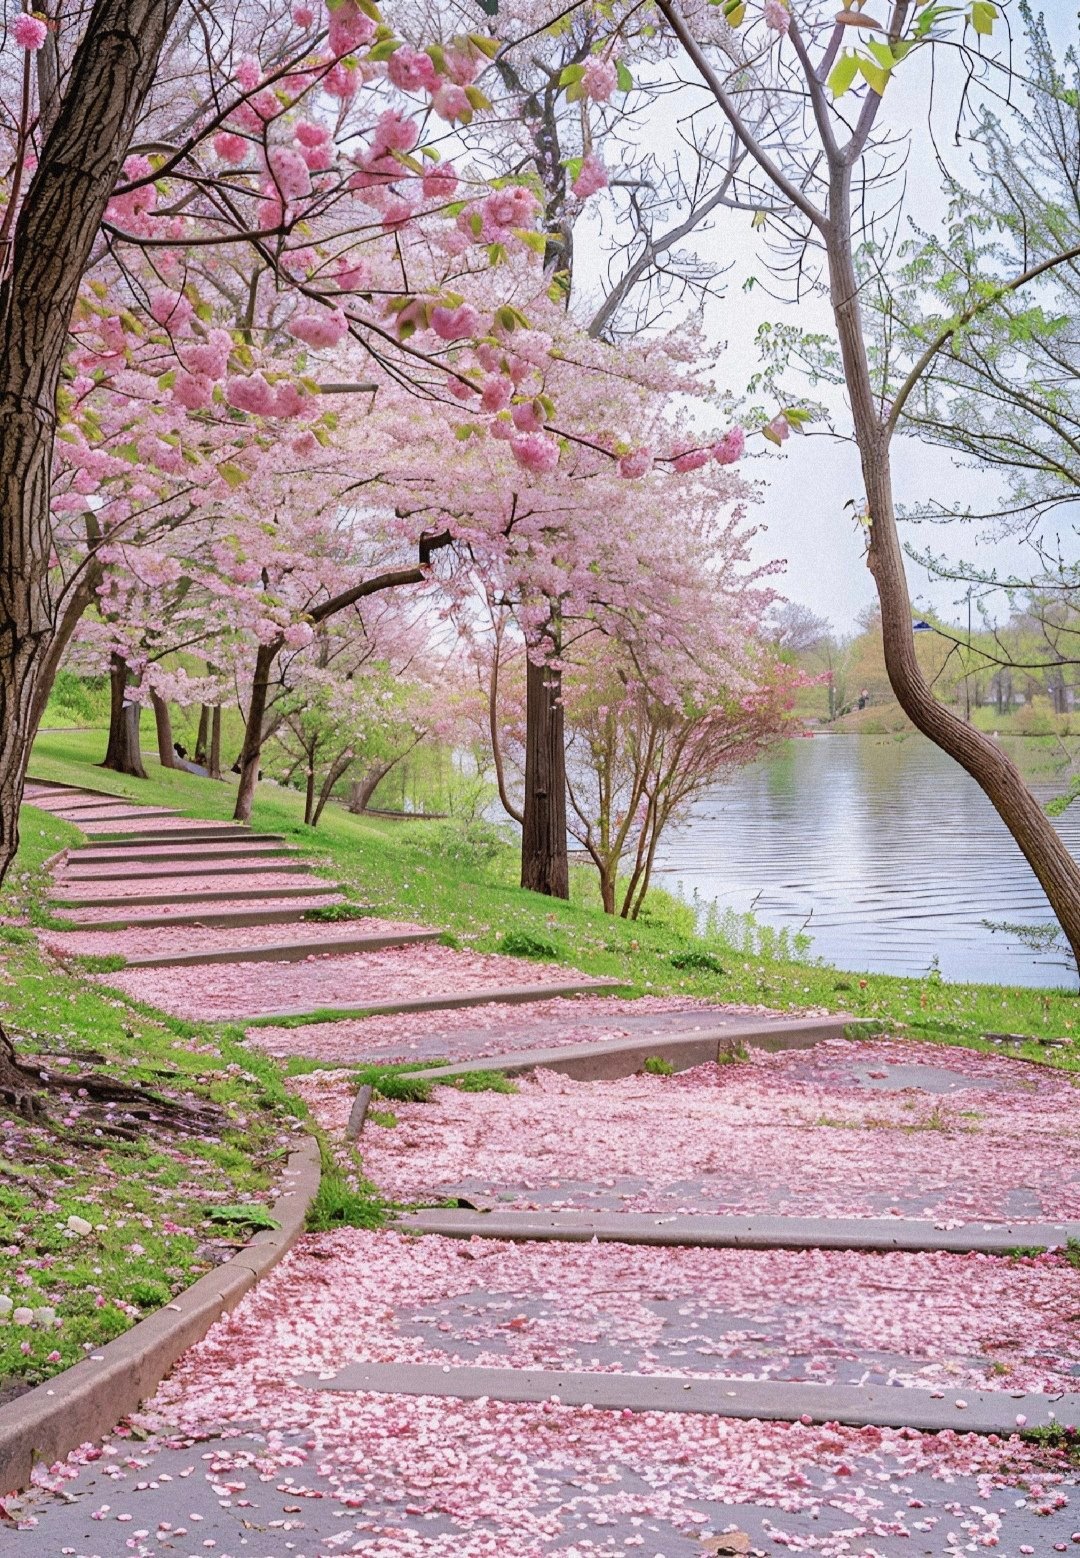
6,779 -> 1080,1554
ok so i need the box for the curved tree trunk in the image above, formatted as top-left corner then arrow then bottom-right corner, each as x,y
234,639 -> 279,823
826,192 -> 1080,969
0,0 -> 184,887
520,650 -> 569,898
150,690 -> 176,769
101,653 -> 147,778
349,761 -> 395,814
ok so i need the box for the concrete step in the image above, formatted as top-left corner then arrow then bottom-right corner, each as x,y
52,883 -> 340,910
80,827 -> 280,845
120,928 -> 443,969
394,1207 -> 1080,1256
58,860 -> 313,883
300,1358 -> 1078,1436
246,978 -> 628,1024
55,905 -> 363,931
55,808 -> 183,823
64,845 -> 298,866
383,1014 -> 850,1086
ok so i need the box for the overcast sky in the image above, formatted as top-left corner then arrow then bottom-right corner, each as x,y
573,0 -> 1077,634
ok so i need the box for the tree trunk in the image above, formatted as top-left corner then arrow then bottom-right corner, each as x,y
304,763 -> 316,826
193,703 -> 210,766
349,761 -> 395,813
234,639 -> 279,823
101,653 -> 147,778
208,704 -> 222,780
150,690 -> 176,768
826,199 -> 1080,969
0,0 -> 184,887
520,651 -> 569,898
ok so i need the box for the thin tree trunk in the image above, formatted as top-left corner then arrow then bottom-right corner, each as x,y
488,625 -> 524,825
312,750 -> 355,827
150,690 -> 175,769
101,653 -> 147,779
520,650 -> 569,898
208,704 -> 222,780
193,703 -> 210,767
304,761 -> 316,826
0,0 -> 184,886
827,187 -> 1080,969
234,640 -> 279,823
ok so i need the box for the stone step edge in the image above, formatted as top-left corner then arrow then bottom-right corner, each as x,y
57,861 -> 314,883
72,832 -> 285,850
298,1358 -> 1078,1437
117,929 -> 445,969
394,1207 -> 1080,1257
50,809 -> 184,823
81,827 -> 265,844
52,905 -> 366,932
0,1136 -> 321,1496
244,978 -> 629,1026
380,1015 -> 852,1089
25,778 -> 147,802
51,883 -> 340,909
61,846 -> 299,866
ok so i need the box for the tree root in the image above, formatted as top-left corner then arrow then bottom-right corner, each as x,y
0,1024 -> 223,1137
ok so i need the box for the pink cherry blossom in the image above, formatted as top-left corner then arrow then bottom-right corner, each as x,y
267,146 -> 312,204
767,413 -> 791,441
225,372 -> 278,416
422,162 -> 459,200
431,302 -> 481,341
432,84 -> 471,123
480,376 -> 513,413
572,153 -> 608,199
511,400 -> 545,434
180,328 -> 232,380
618,447 -> 654,478
327,0 -> 375,54
287,307 -> 349,349
12,11 -> 47,49
291,2 -> 315,24
713,426 -> 746,465
672,446 -> 711,472
387,45 -> 439,94
148,291 -> 193,329
764,0 -> 791,32
510,432 -> 560,474
212,130 -> 248,164
582,56 -> 619,102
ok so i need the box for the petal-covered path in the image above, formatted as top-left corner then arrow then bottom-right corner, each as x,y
7,778 -> 1080,1555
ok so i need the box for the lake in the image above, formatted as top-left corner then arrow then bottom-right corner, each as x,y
652,733 -> 1080,988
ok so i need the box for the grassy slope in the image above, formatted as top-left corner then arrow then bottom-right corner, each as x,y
29,730 -> 1080,1074
0,795 -> 344,1396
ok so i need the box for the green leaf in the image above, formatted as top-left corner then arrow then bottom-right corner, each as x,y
113,442 -> 140,464
464,84 -> 491,110
496,304 -> 519,332
217,461 -> 249,488
721,0 -> 745,19
616,60 -> 633,92
858,56 -> 889,95
467,32 -> 500,57
751,209 -> 767,230
513,227 -> 549,255
558,62 -> 585,86
827,52 -> 859,97
970,0 -> 996,33
865,37 -> 895,68
366,37 -> 402,60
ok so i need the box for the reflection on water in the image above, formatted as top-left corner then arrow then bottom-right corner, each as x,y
653,733 -> 1080,988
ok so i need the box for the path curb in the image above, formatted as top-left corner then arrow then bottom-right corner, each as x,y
245,977 -> 628,1025
390,1014 -> 851,1088
0,1134 -> 321,1495
394,1207 -> 1080,1255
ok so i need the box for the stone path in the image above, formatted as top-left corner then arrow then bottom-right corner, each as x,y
7,778 -> 1080,1553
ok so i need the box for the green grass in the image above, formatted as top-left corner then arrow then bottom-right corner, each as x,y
26,728 -> 1080,1077
0,793 -> 386,1398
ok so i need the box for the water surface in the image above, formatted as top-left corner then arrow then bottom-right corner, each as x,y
653,733 -> 1080,988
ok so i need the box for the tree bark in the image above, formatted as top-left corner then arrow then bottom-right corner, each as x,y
208,704 -> 222,780
304,761 -> 316,826
825,175 -> 1080,969
101,653 -> 147,778
193,703 -> 210,767
150,690 -> 176,768
0,0 -> 184,884
520,650 -> 569,898
234,640 -> 278,823
349,760 -> 395,813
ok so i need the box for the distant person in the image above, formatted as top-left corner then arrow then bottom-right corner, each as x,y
173,742 -> 187,760
857,688 -> 868,710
